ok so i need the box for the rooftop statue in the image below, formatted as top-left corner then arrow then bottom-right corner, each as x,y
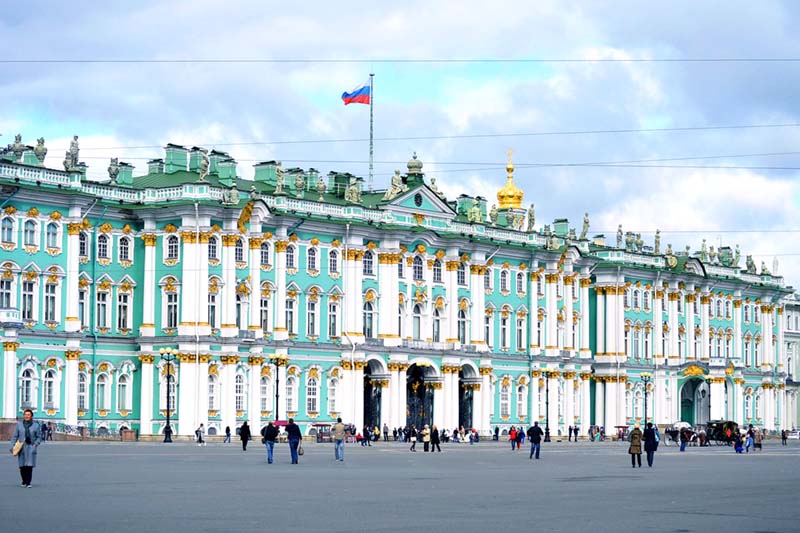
616,225 -> 623,248
635,233 -> 644,252
467,198 -> 483,223
489,204 -> 498,226
548,233 -> 559,250
760,261 -> 770,276
68,135 -> 80,170
274,162 -> 285,195
654,229 -> 661,254
223,186 -> 240,206
249,184 -> 259,200
198,150 -> 210,182
295,173 -> 306,198
700,239 -> 708,262
62,150 -> 72,172
527,203 -> 535,231
429,176 -> 446,200
34,138 -> 47,165
709,245 -> 717,264
108,158 -> 120,183
666,243 -> 673,255
745,255 -> 756,274
685,244 -> 690,255
344,177 -> 361,204
382,170 -> 407,201
580,212 -> 589,240
625,231 -> 634,251
733,244 -> 740,267
316,177 -> 327,202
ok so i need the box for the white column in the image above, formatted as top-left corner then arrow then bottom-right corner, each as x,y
653,290 -> 663,363
178,230 -> 198,336
353,359 -> 365,430
668,291 -> 679,364
604,378 -> 617,430
564,372 -> 575,431
546,372 -> 559,434
580,373 -> 591,436
220,356 -> 237,433
470,262 -> 487,351
480,366 -> 492,433
274,241 -> 288,341
686,294 -> 696,360
596,287 -> 605,357
710,378 -> 726,420
445,256 -> 460,346
178,355 -> 198,436
701,294 -> 710,361
433,382 -> 445,430
564,275 -> 575,352
594,379 -> 605,429
140,234 -> 157,335
220,235 -> 238,337
138,355 -> 154,435
64,223 -> 81,332
2,341 -> 20,419
530,372 -> 540,424
605,287 -> 616,358
734,299 -> 743,361
580,278 -> 591,358
398,363 -> 409,429
248,354 -> 262,426
388,363 -> 399,429
197,355 -> 209,430
378,252 -> 400,345
472,383 -> 483,434
545,273 -> 558,356
777,307 -> 785,371
248,238 -> 264,338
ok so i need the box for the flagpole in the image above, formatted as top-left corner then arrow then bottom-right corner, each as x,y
369,72 -> 374,192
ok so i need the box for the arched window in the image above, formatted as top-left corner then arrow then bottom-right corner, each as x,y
500,270 -> 509,292
46,222 -> 58,248
328,302 -> 338,338
457,263 -> 466,285
167,235 -> 179,260
412,256 -> 424,281
307,247 -> 318,271
328,378 -> 339,413
117,374 -> 129,410
517,385 -> 527,418
97,234 -> 109,259
500,385 -> 510,417
0,217 -> 13,243
96,374 -> 108,410
23,220 -> 36,246
725,300 -> 731,319
516,272 -> 525,294
286,377 -> 296,413
285,298 -> 295,334
744,338 -> 752,366
208,375 -> 218,410
260,376 -> 271,412
307,298 -> 317,336
43,369 -> 56,406
623,289 -> 630,308
306,378 -> 318,413
362,250 -> 374,275
328,250 -> 338,274
286,245 -> 296,269
500,311 -> 510,349
634,389 -> 643,419
715,299 -> 722,318
744,305 -> 751,322
20,369 -> 34,407
398,305 -> 404,338
209,292 -> 218,329
77,373 -> 87,411
633,290 -> 640,309
260,241 -> 270,266
164,286 -> 178,329
79,231 -> 88,257
458,309 -> 468,344
208,236 -> 218,260
516,316 -> 525,350
633,327 -> 641,358
412,304 -> 422,340
754,340 -> 761,366
644,328 -> 651,360
725,335 -> 732,358
234,238 -> 244,263
755,393 -> 762,420
432,259 -> 442,283
432,308 -> 441,342
643,291 -> 651,310
260,293 -> 270,333
235,374 -> 245,411
362,301 -> 375,338
119,237 -> 130,261
536,275 -> 544,295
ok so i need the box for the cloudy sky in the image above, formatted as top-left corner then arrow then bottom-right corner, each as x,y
2,0 -> 799,288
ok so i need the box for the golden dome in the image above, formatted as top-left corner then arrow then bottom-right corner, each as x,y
497,149 -> 523,209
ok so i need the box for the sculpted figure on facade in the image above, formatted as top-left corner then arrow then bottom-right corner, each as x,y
249,184 -> 259,200
666,243 -> 673,255
616,224 -> 623,248
635,233 -> 644,252
760,261 -> 770,276
429,176 -> 446,200
527,203 -> 535,231
580,212 -> 589,240
733,244 -> 741,267
654,229 -> 661,254
34,138 -> 47,165
344,177 -> 361,204
745,255 -> 756,274
489,204 -> 498,226
382,170 -> 407,201
709,245 -> 717,264
223,187 -> 240,206
198,150 -> 210,182
11,134 -> 24,161
108,157 -> 120,183
467,199 -> 483,223
624,232 -> 634,251
700,239 -> 708,262
274,162 -> 285,195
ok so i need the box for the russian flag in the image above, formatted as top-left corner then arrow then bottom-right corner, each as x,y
341,81 -> 371,105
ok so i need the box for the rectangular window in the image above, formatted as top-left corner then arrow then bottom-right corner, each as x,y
286,299 -> 295,334
117,293 -> 129,330
328,303 -> 338,337
44,283 -> 56,322
209,293 -> 217,329
307,301 -> 317,336
166,292 -> 178,328
21,281 -> 34,321
516,319 -> 524,350
97,291 -> 108,328
78,290 -> 87,327
260,297 -> 269,332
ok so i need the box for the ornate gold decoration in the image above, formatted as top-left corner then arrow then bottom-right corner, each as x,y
497,149 -> 523,209
4,205 -> 17,215
478,367 -> 493,375
163,223 -> 178,233
682,364 -> 706,377
141,234 -> 157,246
4,341 -> 20,352
237,201 -> 254,233
413,213 -> 425,225
27,207 -> 39,217
220,355 -> 240,365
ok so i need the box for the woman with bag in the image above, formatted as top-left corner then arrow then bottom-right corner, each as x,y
628,426 -> 643,468
10,409 -> 43,487
643,423 -> 659,467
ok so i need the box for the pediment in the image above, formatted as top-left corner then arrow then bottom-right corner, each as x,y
382,186 -> 456,218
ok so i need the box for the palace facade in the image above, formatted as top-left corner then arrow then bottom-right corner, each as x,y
0,135 -> 798,438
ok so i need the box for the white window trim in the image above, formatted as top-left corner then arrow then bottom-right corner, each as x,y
23,218 -> 41,249
1,216 -> 17,246
118,235 -> 134,264
42,367 -> 61,410
164,234 -> 181,264
45,221 -> 62,250
117,373 -> 133,412
95,373 -> 112,411
43,279 -> 61,324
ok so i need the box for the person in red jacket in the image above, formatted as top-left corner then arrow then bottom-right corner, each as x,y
509,427 -> 518,450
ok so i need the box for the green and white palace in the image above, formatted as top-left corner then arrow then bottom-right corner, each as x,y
1,134 -> 798,438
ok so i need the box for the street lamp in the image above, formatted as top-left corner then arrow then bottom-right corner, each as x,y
544,371 -> 552,443
641,372 -> 653,427
270,354 -> 289,422
159,347 -> 178,443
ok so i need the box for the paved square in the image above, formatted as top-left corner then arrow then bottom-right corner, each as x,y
2,439 -> 799,532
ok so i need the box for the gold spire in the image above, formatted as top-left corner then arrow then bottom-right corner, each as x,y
497,149 -> 523,209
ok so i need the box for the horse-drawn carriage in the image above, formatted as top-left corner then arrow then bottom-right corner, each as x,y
705,420 -> 738,445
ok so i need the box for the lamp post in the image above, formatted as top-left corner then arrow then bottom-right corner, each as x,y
641,372 -> 653,427
544,371 -> 552,442
271,354 -> 288,422
159,347 -> 177,443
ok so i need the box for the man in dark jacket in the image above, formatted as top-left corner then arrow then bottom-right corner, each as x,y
261,421 -> 279,464
430,425 -> 441,452
643,422 -> 658,467
239,422 -> 251,451
286,418 -> 302,464
527,422 -> 544,460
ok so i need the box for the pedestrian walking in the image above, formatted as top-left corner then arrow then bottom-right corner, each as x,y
240,421 -> 251,451
224,426 -> 231,444
568,425 -> 573,442
629,426 -> 643,468
361,425 -> 372,447
332,418 -> 346,461
383,423 -> 389,442
392,427 -> 398,441
745,425 -> 754,453
286,417 -> 302,464
781,429 -> 788,446
515,426 -> 523,448
10,409 -> 42,488
494,426 -> 499,441
409,425 -> 417,451
679,428 -> 688,452
196,423 -> 206,446
643,423 -> 658,467
261,421 -> 279,463
421,424 -> 431,452
430,425 -> 441,452
509,426 -> 518,450
754,427 -> 763,451
527,422 -> 544,460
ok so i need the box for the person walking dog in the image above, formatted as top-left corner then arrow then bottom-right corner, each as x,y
10,409 -> 43,487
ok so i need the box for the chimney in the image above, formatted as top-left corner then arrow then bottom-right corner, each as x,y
254,161 -> 278,184
117,162 -> 135,185
147,159 -> 164,174
188,147 -> 205,172
164,143 -> 188,173
217,159 -> 237,187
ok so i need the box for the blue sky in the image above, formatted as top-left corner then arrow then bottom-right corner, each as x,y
1,0 -> 799,286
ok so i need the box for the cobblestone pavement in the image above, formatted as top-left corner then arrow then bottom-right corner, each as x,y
2,438 -> 799,532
